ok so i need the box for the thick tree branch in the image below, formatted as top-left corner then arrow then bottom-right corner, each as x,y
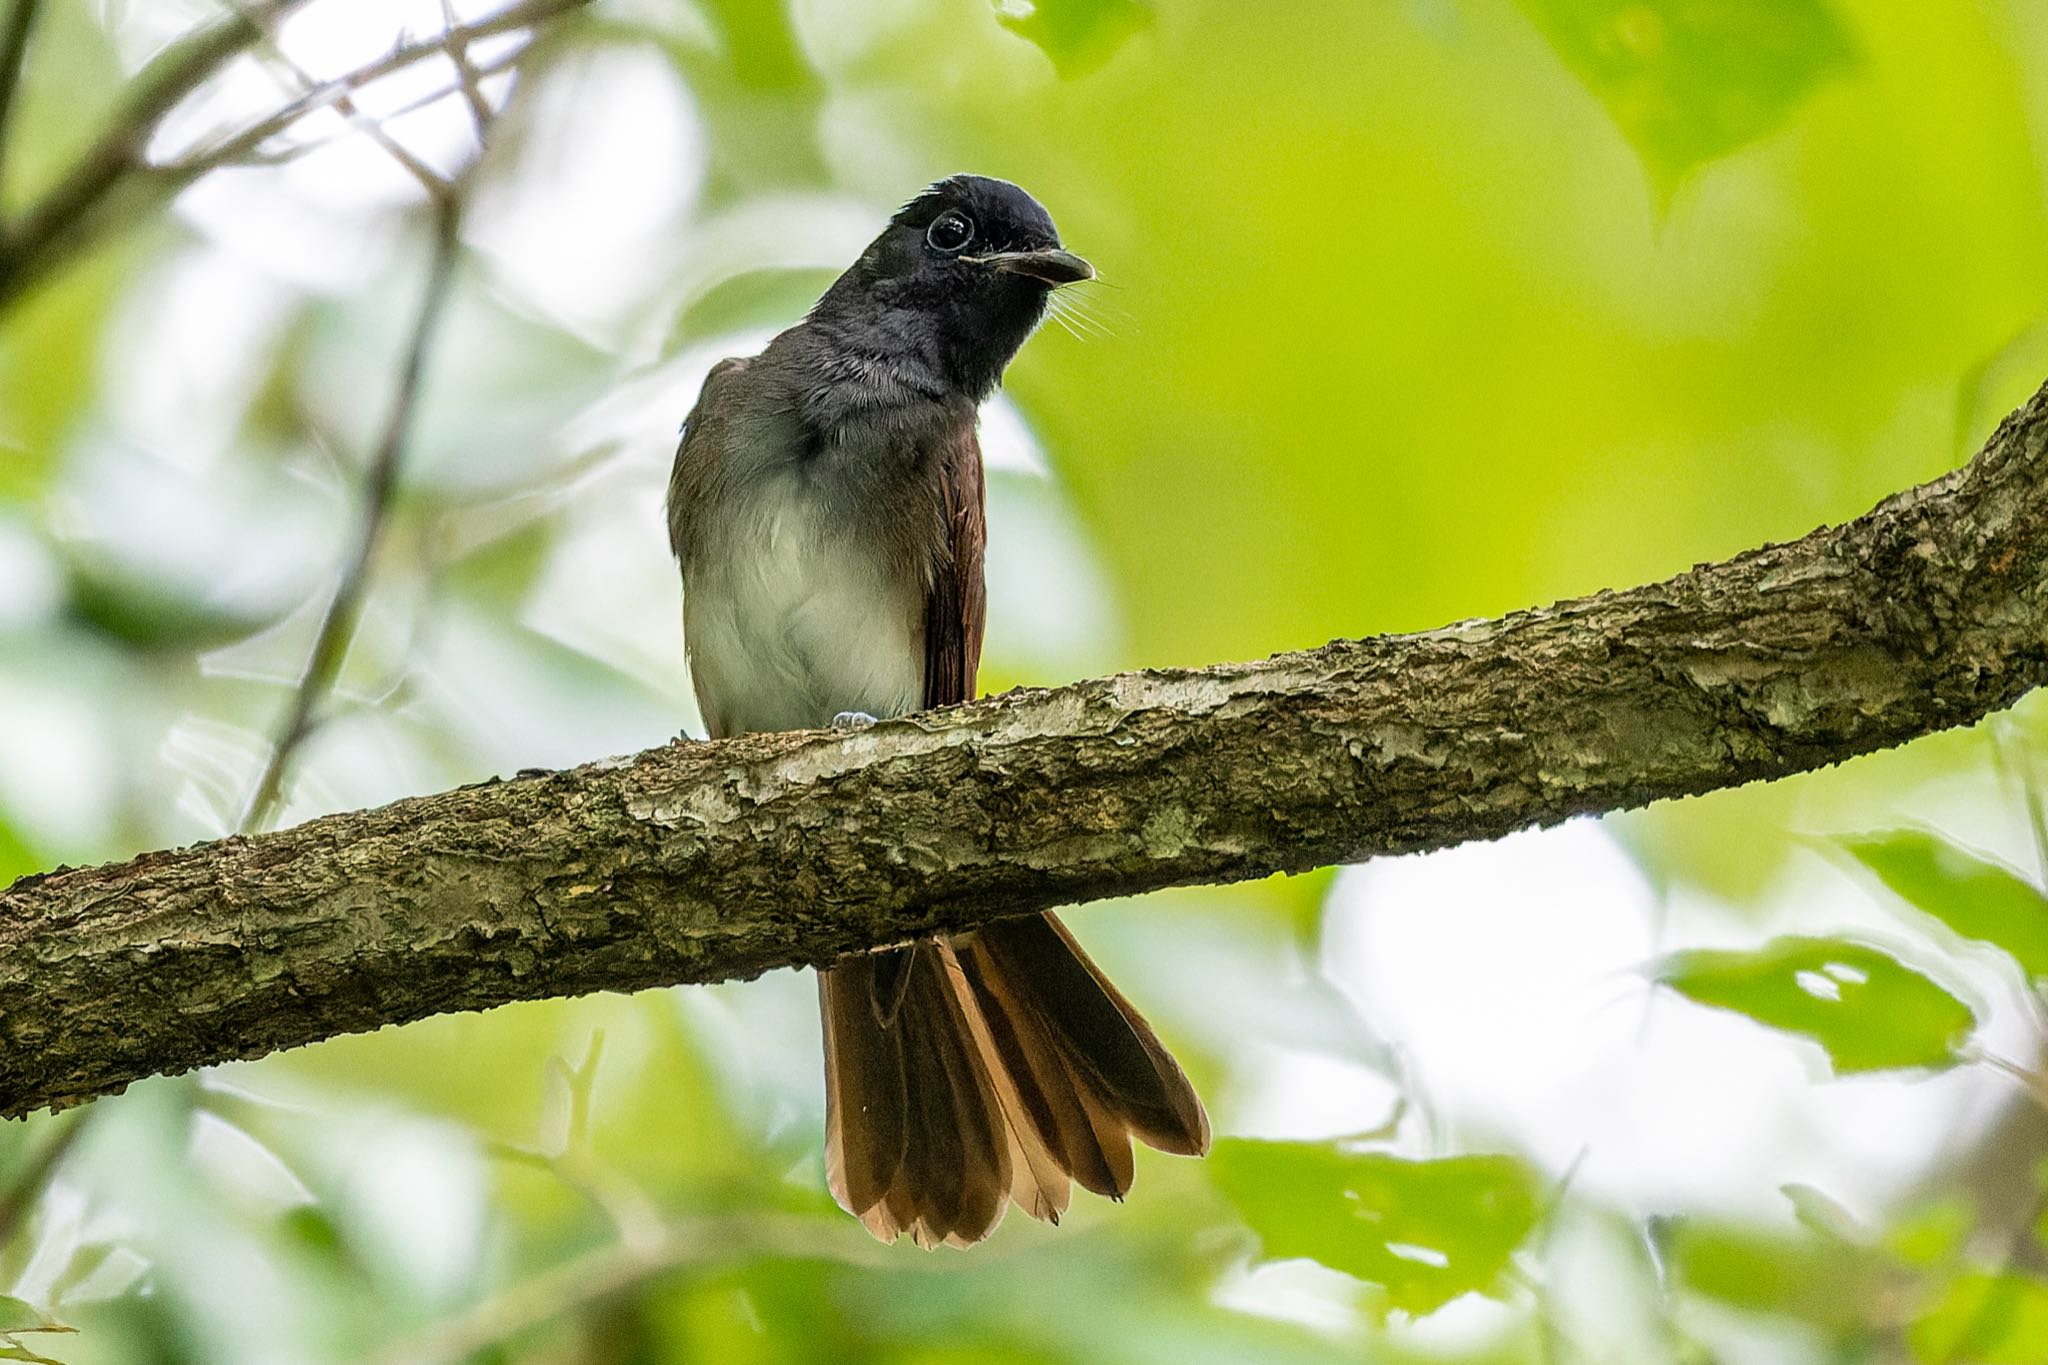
6,382 -> 2048,1118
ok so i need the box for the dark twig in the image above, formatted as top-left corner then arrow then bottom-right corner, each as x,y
0,0 -> 43,214
238,190 -> 467,833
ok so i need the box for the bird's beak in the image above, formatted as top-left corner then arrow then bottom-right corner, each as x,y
971,248 -> 1095,286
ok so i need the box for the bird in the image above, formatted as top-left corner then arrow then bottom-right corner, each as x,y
666,174 -> 1209,1248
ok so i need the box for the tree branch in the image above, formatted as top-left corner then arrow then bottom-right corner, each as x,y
6,381 -> 2048,1118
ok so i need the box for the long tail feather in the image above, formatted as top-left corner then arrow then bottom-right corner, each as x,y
818,913 -> 1206,1247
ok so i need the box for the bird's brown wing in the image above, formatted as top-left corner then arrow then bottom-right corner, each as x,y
922,422 -> 988,711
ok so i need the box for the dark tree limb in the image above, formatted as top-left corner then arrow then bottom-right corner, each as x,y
6,382 -> 2048,1118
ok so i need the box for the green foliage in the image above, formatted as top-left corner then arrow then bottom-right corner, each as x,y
1656,1214 -> 1892,1332
1212,1141 -> 1541,1315
995,0 -> 1153,77
1655,937 -> 1977,1073
4,0 -> 2048,1361
1837,829 -> 2048,980
0,251 -> 122,500
1911,1271 -> 2048,1365
1517,0 -> 1856,192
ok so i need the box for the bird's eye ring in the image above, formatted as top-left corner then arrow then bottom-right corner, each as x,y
926,211 -> 974,254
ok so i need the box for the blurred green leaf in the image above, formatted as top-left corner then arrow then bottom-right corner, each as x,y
1782,1183 -> 1862,1243
59,550 -> 282,652
1211,1141 -> 1540,1315
0,1342 -> 68,1365
1272,865 -> 1338,953
1517,0 -> 1855,191
0,820 -> 38,889
1955,318 -> 2048,462
0,251 -> 122,500
1657,1216 -> 1892,1330
1911,1271 -> 2048,1365
0,1302 -> 39,1335
1837,830 -> 2048,980
668,268 -> 838,354
1887,1198 -> 1975,1269
1656,936 -> 1976,1073
996,0 -> 1153,77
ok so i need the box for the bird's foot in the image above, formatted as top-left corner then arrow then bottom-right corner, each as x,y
831,711 -> 879,731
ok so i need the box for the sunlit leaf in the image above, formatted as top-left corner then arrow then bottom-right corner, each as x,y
1836,830 -> 2048,981
1211,1141 -> 1541,1316
1911,1271 -> 2048,1365
1517,0 -> 1856,191
996,0 -> 1153,77
1655,937 -> 1975,1073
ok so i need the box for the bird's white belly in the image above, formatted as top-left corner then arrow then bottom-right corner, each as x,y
684,486 -> 922,738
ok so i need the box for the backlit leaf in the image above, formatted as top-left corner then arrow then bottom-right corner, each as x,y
1836,830 -> 2048,981
1211,1141 -> 1541,1316
1911,1272 -> 2048,1365
1518,0 -> 1855,191
1655,937 -> 1975,1073
996,0 -> 1152,78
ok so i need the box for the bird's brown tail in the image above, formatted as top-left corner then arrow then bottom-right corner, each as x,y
819,912 -> 1209,1248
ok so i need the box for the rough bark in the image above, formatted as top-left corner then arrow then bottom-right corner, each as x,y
5,383 -> 2048,1118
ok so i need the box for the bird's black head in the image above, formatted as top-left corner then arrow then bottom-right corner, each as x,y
809,175 -> 1093,401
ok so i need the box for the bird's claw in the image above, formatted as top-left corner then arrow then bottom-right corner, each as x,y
831,711 -> 879,731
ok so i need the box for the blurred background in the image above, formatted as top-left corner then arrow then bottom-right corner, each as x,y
4,0 -> 2048,1360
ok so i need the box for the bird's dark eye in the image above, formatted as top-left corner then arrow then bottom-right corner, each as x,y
926,210 -> 974,254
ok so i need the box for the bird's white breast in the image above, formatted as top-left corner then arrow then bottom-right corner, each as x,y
683,473 -> 923,738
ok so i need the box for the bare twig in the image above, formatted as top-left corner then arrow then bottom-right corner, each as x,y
0,0 -> 43,214
209,43 -> 531,170
231,4 -> 457,200
0,0 -> 304,308
0,0 -> 592,313
168,0 -> 589,174
238,190 -> 467,833
439,0 -> 496,141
